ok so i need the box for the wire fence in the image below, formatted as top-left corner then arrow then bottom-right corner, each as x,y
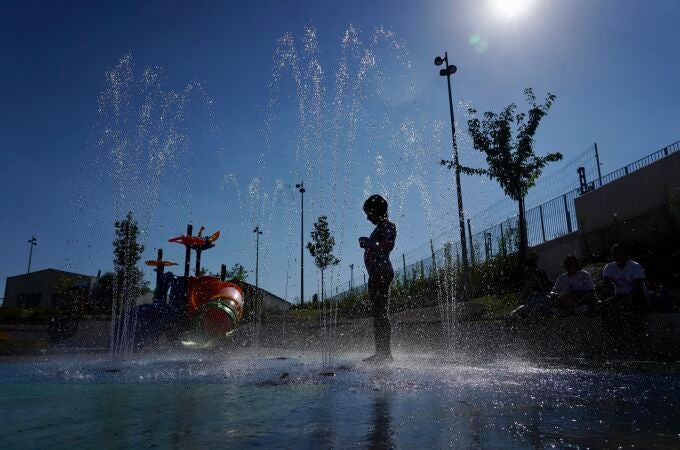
462,144 -> 599,235
329,139 -> 680,301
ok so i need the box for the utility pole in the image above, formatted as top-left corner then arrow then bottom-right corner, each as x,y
435,51 -> 468,269
430,239 -> 437,275
184,224 -> 193,278
594,142 -> 603,187
349,263 -> 354,291
253,226 -> 262,289
295,182 -> 306,305
467,219 -> 475,266
253,226 -> 262,321
23,235 -> 37,306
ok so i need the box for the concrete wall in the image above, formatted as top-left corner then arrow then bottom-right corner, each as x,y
530,152 -> 680,277
576,151 -> 680,234
530,232 -> 582,279
578,206 -> 677,261
242,284 -> 291,312
263,294 -> 291,312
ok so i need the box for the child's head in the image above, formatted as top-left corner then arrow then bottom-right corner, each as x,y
363,195 -> 388,224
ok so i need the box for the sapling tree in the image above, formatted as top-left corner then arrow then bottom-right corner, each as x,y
307,216 -> 340,302
442,88 -> 562,265
112,212 -> 147,315
226,262 -> 248,285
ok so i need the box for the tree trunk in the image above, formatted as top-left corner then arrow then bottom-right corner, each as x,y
518,196 -> 528,267
321,270 -> 325,303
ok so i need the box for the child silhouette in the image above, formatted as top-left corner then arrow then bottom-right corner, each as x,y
359,195 -> 397,363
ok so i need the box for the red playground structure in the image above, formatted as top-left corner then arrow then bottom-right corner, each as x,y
131,224 -> 246,348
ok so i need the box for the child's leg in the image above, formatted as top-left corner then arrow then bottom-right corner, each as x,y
370,272 -> 393,356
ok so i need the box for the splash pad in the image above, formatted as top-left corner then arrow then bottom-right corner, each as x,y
8,23 -> 677,450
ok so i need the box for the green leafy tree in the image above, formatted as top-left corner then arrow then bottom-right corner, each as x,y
443,88 -> 562,265
306,216 -> 340,302
226,262 -> 248,285
113,212 -> 147,314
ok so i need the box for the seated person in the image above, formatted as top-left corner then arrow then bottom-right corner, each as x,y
510,255 -> 552,317
600,243 -> 648,352
548,255 -> 596,315
601,244 -> 646,311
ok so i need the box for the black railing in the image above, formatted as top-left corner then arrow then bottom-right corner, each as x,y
597,140 -> 680,188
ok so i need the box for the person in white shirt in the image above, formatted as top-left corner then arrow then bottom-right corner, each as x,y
603,244 -> 646,299
549,255 -> 596,315
600,244 -> 648,354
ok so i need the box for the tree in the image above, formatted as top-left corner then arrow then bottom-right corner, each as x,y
442,88 -> 562,265
198,263 -> 247,284
226,262 -> 248,285
113,212 -> 147,314
306,216 -> 340,302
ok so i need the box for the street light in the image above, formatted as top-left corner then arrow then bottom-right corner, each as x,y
349,263 -> 354,292
253,226 -> 262,289
252,226 -> 263,322
23,235 -> 37,306
295,182 -> 306,305
435,51 -> 468,269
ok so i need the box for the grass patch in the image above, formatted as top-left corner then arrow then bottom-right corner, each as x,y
0,333 -> 47,356
289,308 -> 321,322
470,293 -> 521,319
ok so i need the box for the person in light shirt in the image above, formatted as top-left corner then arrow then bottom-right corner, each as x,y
550,255 -> 596,315
603,244 -> 646,300
600,244 -> 648,352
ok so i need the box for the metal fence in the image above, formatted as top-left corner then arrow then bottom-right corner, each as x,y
585,140 -> 680,191
330,139 -> 680,301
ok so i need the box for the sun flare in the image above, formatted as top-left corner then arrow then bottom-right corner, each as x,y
490,0 -> 534,20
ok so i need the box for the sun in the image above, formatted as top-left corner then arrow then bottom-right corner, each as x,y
490,0 -> 534,20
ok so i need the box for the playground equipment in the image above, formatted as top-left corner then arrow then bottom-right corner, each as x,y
131,224 -> 246,349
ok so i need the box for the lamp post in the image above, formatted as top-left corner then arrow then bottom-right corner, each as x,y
349,263 -> 354,292
435,51 -> 468,269
23,235 -> 37,306
252,226 -> 263,321
253,226 -> 262,290
295,182 -> 306,305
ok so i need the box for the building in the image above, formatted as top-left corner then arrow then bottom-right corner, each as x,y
2,268 -> 97,309
240,282 -> 292,312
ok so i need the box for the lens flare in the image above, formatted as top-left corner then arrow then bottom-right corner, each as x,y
468,33 -> 489,53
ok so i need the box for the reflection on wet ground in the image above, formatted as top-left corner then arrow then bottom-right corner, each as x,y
1,351 -> 679,448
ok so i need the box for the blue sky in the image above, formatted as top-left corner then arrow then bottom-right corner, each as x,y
1,0 -> 679,303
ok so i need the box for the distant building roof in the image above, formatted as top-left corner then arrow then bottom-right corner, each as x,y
6,268 -> 96,281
